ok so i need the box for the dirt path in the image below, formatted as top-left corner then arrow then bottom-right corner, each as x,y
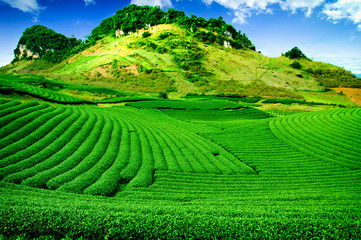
333,88 -> 361,106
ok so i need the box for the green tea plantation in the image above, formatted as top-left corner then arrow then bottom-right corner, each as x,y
0,83 -> 360,239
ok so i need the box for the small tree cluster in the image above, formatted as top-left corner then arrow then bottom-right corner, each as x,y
13,25 -> 82,63
290,61 -> 301,69
284,47 -> 307,59
142,31 -> 151,38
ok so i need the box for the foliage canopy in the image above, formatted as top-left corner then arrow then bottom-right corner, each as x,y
91,4 -> 255,50
284,47 -> 307,59
13,25 -> 82,63
13,5 -> 255,64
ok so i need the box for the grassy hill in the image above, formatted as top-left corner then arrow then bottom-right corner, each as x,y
3,24 -> 360,97
1,5 -> 360,99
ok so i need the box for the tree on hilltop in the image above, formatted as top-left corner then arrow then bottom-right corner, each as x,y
13,25 -> 81,63
91,4 -> 255,51
284,47 -> 307,59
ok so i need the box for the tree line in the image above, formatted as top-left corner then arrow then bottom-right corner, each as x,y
90,4 -> 255,50
13,4 -> 255,64
13,25 -> 82,63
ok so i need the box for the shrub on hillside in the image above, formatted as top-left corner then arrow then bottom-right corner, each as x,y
306,67 -> 361,88
284,47 -> 307,59
158,32 -> 170,40
290,61 -> 301,69
158,92 -> 168,99
142,31 -> 151,38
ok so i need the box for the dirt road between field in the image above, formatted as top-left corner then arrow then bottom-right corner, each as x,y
333,88 -> 361,106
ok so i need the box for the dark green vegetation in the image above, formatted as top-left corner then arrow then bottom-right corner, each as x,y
11,4 -> 253,66
0,74 -> 91,104
0,74 -> 133,103
13,25 -> 82,63
284,47 -> 308,60
306,65 -> 361,88
0,75 -> 360,238
91,4 -> 254,50
262,97 -> 342,106
126,98 -> 248,110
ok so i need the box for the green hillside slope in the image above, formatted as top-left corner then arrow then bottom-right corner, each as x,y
1,5 -> 360,98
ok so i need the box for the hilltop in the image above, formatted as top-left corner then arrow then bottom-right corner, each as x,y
1,4 -> 360,100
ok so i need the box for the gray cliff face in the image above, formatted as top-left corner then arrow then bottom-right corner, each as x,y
17,45 -> 40,59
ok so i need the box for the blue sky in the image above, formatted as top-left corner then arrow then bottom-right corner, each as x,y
0,0 -> 360,74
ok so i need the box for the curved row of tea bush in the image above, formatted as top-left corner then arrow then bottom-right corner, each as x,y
269,108 -> 361,170
121,116 -> 361,202
0,107 -> 81,180
0,98 -> 360,239
0,79 -> 92,104
185,95 -> 262,103
1,73 -> 130,100
265,109 -> 300,117
161,107 -> 270,123
21,110 -> 98,188
2,179 -> 360,239
0,100 -> 255,196
126,99 -> 247,110
96,96 -> 157,103
109,107 -> 255,176
0,101 -> 48,130
262,98 -> 339,106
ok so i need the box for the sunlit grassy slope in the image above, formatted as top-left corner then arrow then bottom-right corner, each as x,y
3,23 -> 359,98
56,24 -> 321,91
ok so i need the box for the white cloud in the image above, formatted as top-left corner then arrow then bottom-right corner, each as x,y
327,56 -> 361,74
84,0 -> 96,6
233,9 -> 251,24
280,0 -> 325,17
0,0 -> 45,22
0,0 -> 43,13
323,0 -> 361,29
201,0 -> 279,10
201,0 -> 279,24
130,0 -> 173,8
201,0 -> 361,26
306,45 -> 361,75
200,0 -> 326,24
202,0 -> 213,6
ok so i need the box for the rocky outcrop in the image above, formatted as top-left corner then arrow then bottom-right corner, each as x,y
115,29 -> 124,38
224,30 -> 233,39
224,41 -> 231,48
18,44 -> 39,59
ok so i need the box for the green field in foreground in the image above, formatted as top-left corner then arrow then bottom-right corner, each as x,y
0,91 -> 360,239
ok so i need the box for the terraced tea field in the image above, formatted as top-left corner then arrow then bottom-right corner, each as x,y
0,78 -> 92,104
0,93 -> 360,239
